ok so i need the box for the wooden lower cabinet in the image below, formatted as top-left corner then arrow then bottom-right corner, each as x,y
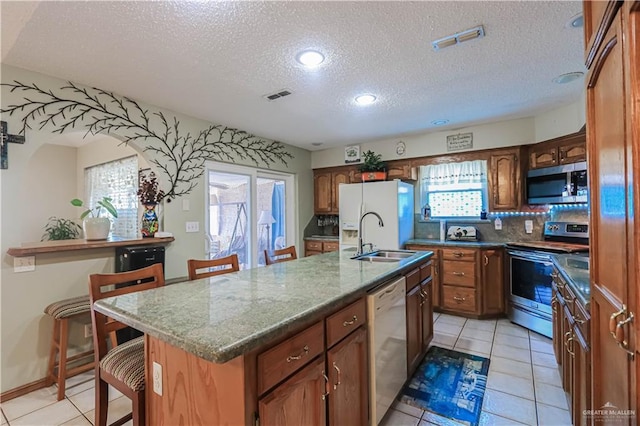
405,245 -> 441,309
406,285 -> 422,374
305,239 -> 339,257
405,261 -> 434,377
405,244 -> 504,318
552,269 -> 591,426
259,357 -> 327,426
327,327 -> 368,426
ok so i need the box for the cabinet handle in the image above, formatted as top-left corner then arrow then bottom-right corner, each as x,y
286,345 -> 309,363
453,296 -> 466,303
434,264 -> 439,276
332,362 -> 342,390
342,315 -> 358,327
566,335 -> 575,358
552,151 -> 557,161
453,251 -> 464,258
452,272 -> 465,276
483,255 -> 489,266
321,372 -> 330,400
609,305 -> 627,338
615,312 -> 634,347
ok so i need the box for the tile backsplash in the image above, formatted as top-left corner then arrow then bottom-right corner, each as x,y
414,206 -> 589,243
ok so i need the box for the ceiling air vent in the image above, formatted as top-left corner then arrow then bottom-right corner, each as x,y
432,25 -> 485,51
264,89 -> 293,101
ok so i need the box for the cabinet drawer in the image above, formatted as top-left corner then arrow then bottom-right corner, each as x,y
406,268 -> 421,292
442,248 -> 476,262
326,298 -> 366,348
257,321 -> 324,395
420,261 -> 432,282
323,241 -> 339,252
442,286 -> 477,313
442,261 -> 476,287
305,240 -> 323,251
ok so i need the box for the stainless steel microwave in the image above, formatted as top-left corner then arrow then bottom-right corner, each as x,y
526,161 -> 588,204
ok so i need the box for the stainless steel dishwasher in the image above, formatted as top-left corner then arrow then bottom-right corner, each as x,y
367,275 -> 407,425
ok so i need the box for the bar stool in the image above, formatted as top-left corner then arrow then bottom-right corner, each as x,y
187,254 -> 240,280
44,295 -> 96,401
264,245 -> 297,265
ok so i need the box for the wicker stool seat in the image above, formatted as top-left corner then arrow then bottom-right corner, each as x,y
99,337 -> 145,392
44,295 -> 95,401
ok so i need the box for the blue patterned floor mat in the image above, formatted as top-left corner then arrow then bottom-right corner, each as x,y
400,346 -> 490,426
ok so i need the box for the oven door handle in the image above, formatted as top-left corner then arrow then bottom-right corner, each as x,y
507,250 -> 553,264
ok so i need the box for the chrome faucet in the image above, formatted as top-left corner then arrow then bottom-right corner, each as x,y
357,211 -> 384,256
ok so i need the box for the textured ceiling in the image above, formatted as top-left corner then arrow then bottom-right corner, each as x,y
1,1 -> 585,151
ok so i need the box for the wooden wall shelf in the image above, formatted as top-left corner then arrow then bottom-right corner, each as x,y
7,236 -> 175,257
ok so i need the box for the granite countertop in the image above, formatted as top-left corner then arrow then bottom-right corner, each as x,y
94,249 -> 432,364
405,238 -> 505,248
551,253 -> 590,309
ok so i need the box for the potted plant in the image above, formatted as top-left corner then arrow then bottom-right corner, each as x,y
137,172 -> 165,237
71,197 -> 118,240
359,150 -> 387,182
41,217 -> 82,241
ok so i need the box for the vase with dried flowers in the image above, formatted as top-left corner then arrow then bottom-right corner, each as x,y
137,171 -> 165,237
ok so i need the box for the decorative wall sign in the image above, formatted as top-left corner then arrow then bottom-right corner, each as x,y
0,81 -> 293,199
345,145 -> 360,164
0,120 -> 26,169
446,132 -> 473,152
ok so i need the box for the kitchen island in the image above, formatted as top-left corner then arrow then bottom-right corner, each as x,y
94,249 -> 433,425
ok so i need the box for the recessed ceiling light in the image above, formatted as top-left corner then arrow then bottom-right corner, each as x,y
296,50 -> 325,67
431,119 -> 449,126
566,13 -> 584,29
553,72 -> 584,84
355,94 -> 377,105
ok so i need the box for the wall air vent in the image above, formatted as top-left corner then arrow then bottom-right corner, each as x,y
432,25 -> 485,51
264,89 -> 293,101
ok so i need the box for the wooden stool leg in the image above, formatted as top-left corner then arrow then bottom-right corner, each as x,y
132,390 -> 145,426
45,319 -> 60,387
56,318 -> 69,401
95,374 -> 109,426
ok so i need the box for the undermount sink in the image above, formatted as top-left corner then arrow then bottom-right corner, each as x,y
351,250 -> 416,262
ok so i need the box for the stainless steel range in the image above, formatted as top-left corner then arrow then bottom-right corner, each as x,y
506,221 -> 589,337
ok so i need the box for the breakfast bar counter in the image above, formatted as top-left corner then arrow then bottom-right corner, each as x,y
94,249 -> 432,363
93,249 -> 433,425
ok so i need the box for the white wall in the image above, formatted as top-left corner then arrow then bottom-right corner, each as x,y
0,64 -> 313,392
312,99 -> 586,169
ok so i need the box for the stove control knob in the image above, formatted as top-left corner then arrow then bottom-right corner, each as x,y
553,225 -> 560,231
547,225 -> 553,231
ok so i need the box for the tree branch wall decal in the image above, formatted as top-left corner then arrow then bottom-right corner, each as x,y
1,80 -> 294,200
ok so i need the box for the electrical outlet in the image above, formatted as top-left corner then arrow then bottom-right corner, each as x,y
153,361 -> 163,396
14,256 -> 36,272
494,218 -> 502,230
525,220 -> 534,234
185,221 -> 199,233
84,324 -> 93,338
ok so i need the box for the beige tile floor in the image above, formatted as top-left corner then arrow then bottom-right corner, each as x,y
1,314 -> 570,425
382,313 -> 572,426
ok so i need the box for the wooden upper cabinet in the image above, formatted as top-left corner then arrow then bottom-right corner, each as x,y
559,141 -> 587,165
528,130 -> 586,170
314,171 -> 333,214
489,148 -> 522,211
332,170 -> 350,214
386,160 -> 416,181
313,168 -> 354,214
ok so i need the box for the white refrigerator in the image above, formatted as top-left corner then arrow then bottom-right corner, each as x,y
339,180 -> 414,251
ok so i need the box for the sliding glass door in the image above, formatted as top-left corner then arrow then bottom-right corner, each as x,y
206,162 -> 294,269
